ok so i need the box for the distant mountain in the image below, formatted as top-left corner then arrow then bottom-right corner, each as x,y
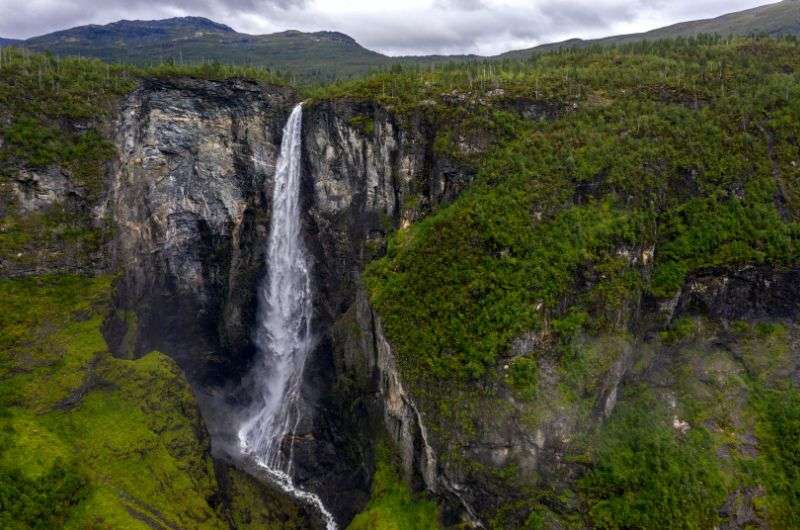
8,1 -> 800,80
501,0 -> 800,59
12,17 -> 391,81
0,37 -> 21,46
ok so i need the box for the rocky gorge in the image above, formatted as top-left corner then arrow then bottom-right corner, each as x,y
92,76 -> 478,525
2,38 -> 800,529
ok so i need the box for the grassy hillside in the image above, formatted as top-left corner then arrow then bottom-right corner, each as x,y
502,0 -> 800,59
0,275 -> 311,528
307,35 -> 800,527
0,275 -> 218,528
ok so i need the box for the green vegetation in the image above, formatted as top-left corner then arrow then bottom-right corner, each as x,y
580,392 -> 726,529
362,37 -> 800,386
649,317 -> 800,530
0,453 -> 88,530
506,357 -> 538,400
347,114 -> 376,136
751,387 -> 800,526
348,442 -> 440,530
0,204 -> 104,274
0,275 -> 219,527
0,49 -> 135,196
214,466 -> 312,530
0,275 -> 307,528
658,317 -> 697,345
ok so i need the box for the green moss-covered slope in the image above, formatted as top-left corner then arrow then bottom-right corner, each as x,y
347,441 -> 440,530
0,275 -> 309,528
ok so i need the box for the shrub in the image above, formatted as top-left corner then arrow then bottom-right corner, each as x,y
580,395 -> 725,529
752,388 -> 800,526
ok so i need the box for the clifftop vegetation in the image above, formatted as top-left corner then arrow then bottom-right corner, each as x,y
5,1 -> 800,83
352,36 -> 800,382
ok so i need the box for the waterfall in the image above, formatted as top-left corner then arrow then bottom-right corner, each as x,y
237,103 -> 337,530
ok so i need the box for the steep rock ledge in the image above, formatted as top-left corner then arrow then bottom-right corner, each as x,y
332,289 -> 484,527
103,77 -> 294,384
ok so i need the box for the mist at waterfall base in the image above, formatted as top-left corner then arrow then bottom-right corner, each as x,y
225,103 -> 337,530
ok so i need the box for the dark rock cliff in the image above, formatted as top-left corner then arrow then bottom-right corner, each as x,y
12,75 -> 795,528
103,77 -> 294,385
99,80 -> 478,525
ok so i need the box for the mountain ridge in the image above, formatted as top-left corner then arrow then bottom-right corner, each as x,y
502,0 -> 800,58
12,16 -> 389,82
2,1 -> 799,80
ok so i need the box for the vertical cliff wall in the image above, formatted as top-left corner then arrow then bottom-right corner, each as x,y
104,77 -> 294,385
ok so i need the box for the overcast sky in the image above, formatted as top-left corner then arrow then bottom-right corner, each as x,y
0,0 -> 782,56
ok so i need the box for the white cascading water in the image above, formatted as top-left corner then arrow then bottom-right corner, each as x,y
237,103 -> 337,530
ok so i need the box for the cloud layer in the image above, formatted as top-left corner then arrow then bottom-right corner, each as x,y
0,0 -> 780,56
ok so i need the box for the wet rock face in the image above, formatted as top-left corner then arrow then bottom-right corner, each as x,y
676,266 -> 800,320
105,77 -> 294,384
301,101 -> 407,323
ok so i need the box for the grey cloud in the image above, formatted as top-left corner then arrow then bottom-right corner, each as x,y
348,0 -> 644,55
434,0 -> 487,11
